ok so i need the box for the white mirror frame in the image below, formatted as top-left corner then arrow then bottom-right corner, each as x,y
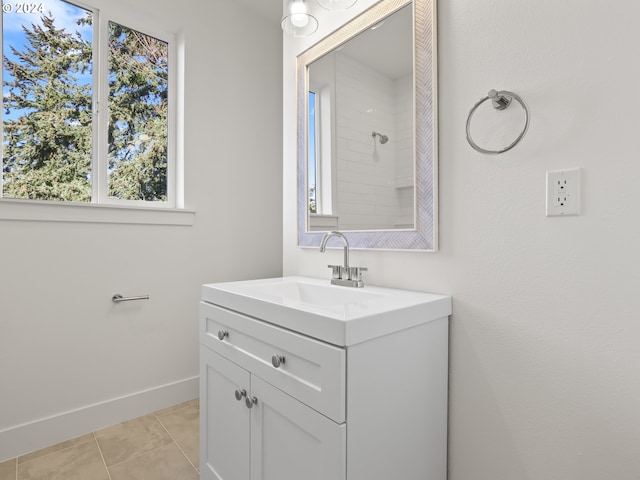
297,0 -> 437,250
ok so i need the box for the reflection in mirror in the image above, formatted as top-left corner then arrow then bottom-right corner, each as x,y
307,4 -> 413,232
297,0 -> 437,250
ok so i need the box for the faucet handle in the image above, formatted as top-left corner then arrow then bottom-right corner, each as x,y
327,265 -> 342,279
349,267 -> 368,282
340,266 -> 351,280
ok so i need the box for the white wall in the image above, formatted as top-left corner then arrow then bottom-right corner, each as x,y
284,1 -> 640,479
0,0 -> 283,460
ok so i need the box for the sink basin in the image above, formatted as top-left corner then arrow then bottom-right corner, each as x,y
202,276 -> 451,346
229,278 -> 386,307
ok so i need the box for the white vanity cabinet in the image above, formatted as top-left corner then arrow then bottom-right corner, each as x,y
200,277 -> 451,480
200,303 -> 346,480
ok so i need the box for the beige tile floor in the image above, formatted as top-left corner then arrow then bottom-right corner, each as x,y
0,399 -> 199,480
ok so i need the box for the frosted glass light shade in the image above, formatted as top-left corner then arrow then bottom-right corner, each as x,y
317,0 -> 357,10
282,0 -> 319,37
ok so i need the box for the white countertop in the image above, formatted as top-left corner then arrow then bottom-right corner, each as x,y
201,276 -> 451,346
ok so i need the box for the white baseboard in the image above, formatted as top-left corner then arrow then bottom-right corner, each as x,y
0,375 -> 199,462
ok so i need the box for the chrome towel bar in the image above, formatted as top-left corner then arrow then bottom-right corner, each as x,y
466,89 -> 530,155
112,294 -> 150,303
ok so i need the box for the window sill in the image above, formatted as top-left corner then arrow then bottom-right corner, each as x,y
0,199 -> 195,226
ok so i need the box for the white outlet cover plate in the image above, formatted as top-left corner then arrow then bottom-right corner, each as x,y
546,168 -> 581,216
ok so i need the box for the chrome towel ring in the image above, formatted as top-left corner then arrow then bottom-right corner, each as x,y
466,89 -> 530,155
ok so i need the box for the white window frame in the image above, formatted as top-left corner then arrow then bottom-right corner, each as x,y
308,89 -> 321,213
308,83 -> 334,217
318,85 -> 334,215
0,0 -> 190,225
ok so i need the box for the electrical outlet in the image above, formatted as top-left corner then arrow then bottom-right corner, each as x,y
546,168 -> 581,216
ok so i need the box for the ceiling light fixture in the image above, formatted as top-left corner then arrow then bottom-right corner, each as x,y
281,0 -> 319,37
282,0 -> 358,37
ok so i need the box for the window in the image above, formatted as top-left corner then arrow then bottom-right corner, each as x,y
1,0 -> 178,209
307,86 -> 332,217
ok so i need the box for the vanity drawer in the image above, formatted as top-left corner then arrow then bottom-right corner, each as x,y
200,302 -> 346,423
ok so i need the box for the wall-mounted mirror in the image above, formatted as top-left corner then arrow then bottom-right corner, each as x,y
297,0 -> 437,250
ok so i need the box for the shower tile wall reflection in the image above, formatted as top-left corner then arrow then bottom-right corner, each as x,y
335,53 -> 414,230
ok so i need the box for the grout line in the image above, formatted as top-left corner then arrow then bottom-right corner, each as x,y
93,432 -> 113,480
93,414 -> 175,469
101,441 -> 171,470
101,412 -> 188,470
16,436 -> 95,467
9,403 -> 198,478
154,412 -> 199,474
105,442 -> 178,470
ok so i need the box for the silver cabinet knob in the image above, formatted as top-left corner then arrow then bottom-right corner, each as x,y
245,396 -> 257,409
234,389 -> 246,401
217,330 -> 229,341
271,354 -> 285,368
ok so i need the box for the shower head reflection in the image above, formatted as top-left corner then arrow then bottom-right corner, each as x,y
372,131 -> 389,144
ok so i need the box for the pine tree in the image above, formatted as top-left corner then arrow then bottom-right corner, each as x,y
107,23 -> 168,202
2,13 -> 93,201
2,14 -> 169,202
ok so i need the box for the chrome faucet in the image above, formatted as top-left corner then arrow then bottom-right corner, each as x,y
320,231 -> 367,287
320,231 -> 349,269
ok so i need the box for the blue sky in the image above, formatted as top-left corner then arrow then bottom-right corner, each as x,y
3,0 -> 93,117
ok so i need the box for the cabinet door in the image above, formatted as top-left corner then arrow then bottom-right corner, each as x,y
250,376 -> 346,480
200,346 -> 251,480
